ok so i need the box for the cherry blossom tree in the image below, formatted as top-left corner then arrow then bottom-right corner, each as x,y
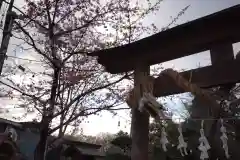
0,0 -> 190,159
0,0 -> 166,159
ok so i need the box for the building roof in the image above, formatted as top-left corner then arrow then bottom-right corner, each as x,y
62,137 -> 102,149
0,118 -> 22,129
75,146 -> 105,157
0,118 -> 105,158
89,5 -> 240,74
48,136 -> 104,157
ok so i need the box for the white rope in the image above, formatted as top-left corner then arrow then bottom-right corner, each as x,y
177,124 -> 188,156
156,117 -> 240,121
198,120 -> 211,160
160,127 -> 169,152
220,119 -> 230,159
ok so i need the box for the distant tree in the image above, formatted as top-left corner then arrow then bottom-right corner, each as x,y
111,130 -> 131,153
115,130 -> 129,137
104,130 -> 131,160
149,120 -> 183,160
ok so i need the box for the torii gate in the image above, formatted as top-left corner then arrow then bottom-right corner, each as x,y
89,5 -> 240,160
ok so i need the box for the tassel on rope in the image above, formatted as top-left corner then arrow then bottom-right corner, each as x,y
220,119 -> 230,159
160,127 -> 169,152
177,124 -> 188,156
198,120 -> 210,160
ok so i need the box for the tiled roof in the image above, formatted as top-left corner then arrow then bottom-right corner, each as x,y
76,147 -> 105,157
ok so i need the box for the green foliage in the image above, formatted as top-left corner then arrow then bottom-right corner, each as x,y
149,146 -> 167,160
111,135 -> 131,153
115,130 -> 129,137
104,130 -> 131,160
149,120 -> 178,146
149,120 -> 182,159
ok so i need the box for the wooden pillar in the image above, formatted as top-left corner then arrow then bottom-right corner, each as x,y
208,42 -> 234,160
131,62 -> 150,160
210,42 -> 235,95
210,42 -> 234,64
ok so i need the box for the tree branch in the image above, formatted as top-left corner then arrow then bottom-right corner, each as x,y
55,3 -> 81,24
54,18 -> 96,38
14,22 -> 54,64
54,8 -> 115,38
2,0 -> 48,30
44,0 -> 52,28
52,0 -> 60,23
0,81 -> 45,105
53,74 -> 128,118
49,104 -> 124,134
62,50 -> 87,64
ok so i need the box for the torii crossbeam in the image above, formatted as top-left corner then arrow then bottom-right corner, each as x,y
89,5 -> 240,160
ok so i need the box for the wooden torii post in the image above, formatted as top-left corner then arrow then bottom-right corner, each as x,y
130,62 -> 151,160
89,5 -> 240,160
